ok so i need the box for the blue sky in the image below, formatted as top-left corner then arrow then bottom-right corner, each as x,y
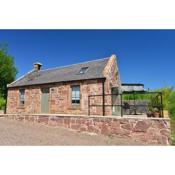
0,30 -> 174,90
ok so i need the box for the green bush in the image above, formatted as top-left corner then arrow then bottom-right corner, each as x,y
158,87 -> 174,110
168,91 -> 175,120
0,96 -> 6,110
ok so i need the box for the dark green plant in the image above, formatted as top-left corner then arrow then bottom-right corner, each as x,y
156,87 -> 174,110
168,91 -> 175,120
0,45 -> 18,98
0,96 -> 6,110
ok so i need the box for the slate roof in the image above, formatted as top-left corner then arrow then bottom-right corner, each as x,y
8,57 -> 109,88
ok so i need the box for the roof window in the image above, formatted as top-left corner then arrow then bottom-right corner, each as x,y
79,67 -> 88,74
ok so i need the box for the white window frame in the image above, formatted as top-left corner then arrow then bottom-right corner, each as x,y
19,89 -> 25,105
71,85 -> 80,104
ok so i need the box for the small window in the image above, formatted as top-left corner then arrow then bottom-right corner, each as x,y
71,85 -> 80,104
79,67 -> 88,74
19,89 -> 25,105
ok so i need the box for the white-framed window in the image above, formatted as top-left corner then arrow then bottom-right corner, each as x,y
71,85 -> 80,104
19,89 -> 25,105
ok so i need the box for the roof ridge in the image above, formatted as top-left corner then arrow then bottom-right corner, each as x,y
40,57 -> 109,73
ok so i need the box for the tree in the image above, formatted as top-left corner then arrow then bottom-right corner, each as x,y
0,45 -> 18,98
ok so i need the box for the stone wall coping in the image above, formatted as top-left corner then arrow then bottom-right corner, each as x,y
1,113 -> 170,121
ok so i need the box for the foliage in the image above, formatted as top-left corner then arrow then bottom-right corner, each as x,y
0,45 -> 18,98
123,93 -> 154,100
168,91 -> 175,120
123,87 -> 174,110
0,96 -> 6,110
155,87 -> 174,110
123,87 -> 175,116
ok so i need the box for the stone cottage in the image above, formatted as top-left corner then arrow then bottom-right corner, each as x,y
6,54 -> 121,116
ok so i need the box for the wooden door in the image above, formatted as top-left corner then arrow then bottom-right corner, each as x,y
41,88 -> 50,113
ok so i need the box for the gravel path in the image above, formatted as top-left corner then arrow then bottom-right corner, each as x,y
0,117 -> 143,146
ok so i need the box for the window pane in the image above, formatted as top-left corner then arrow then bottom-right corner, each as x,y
76,91 -> 80,98
79,67 -> 88,74
73,86 -> 80,91
19,89 -> 25,105
72,96 -> 77,100
72,91 -> 76,97
72,86 -> 80,104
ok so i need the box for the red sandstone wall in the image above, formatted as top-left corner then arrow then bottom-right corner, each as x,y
50,79 -> 103,115
102,55 -> 121,115
7,86 -> 42,114
6,79 -> 104,115
2,114 -> 171,145
103,54 -> 121,91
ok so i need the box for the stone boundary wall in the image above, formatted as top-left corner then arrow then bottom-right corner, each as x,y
0,114 -> 171,145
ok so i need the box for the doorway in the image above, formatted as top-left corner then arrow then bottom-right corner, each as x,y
41,88 -> 50,113
111,87 -> 121,116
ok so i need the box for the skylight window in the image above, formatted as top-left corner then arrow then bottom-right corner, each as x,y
79,67 -> 88,74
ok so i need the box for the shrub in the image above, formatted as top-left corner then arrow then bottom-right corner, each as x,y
0,96 -> 6,110
160,87 -> 174,110
168,91 -> 175,120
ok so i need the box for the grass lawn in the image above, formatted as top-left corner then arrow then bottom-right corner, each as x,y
171,119 -> 175,145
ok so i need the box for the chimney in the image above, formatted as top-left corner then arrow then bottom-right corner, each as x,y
33,62 -> 42,71
110,54 -> 117,61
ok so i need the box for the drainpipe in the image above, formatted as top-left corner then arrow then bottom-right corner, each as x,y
102,79 -> 105,116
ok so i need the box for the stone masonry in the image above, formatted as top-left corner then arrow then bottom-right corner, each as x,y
1,114 -> 171,145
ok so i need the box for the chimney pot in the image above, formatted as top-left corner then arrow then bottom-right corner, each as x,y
110,54 -> 117,60
33,62 -> 42,71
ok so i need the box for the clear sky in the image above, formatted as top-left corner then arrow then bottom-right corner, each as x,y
0,30 -> 174,90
